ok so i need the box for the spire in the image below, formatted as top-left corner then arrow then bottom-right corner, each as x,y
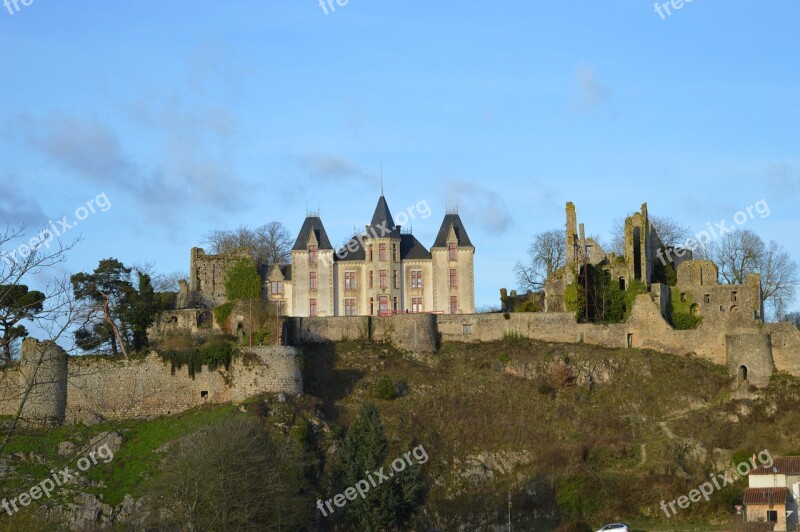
380,164 -> 384,197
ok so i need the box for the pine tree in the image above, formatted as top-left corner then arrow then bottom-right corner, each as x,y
333,403 -> 427,530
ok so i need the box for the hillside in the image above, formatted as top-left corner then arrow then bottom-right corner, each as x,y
3,337 -> 800,530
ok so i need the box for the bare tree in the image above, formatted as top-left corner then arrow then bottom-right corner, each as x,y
0,223 -> 82,453
514,229 -> 566,292
149,416 -> 312,530
133,262 -> 187,293
784,311 -> 800,330
705,230 -> 798,321
759,240 -> 798,320
204,221 -> 292,272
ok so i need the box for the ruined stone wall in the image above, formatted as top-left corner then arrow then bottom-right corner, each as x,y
0,345 -> 302,425
147,308 -> 221,341
676,261 -> 763,323
189,247 -> 251,307
436,295 -> 778,376
765,322 -> 800,376
726,334 -> 774,388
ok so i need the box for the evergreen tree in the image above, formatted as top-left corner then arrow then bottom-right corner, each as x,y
333,403 -> 426,530
0,285 -> 45,363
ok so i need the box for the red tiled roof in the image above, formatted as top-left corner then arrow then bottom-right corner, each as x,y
750,456 -> 800,476
744,488 -> 789,505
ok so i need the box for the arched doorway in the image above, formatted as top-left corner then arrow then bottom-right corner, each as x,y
738,365 -> 748,383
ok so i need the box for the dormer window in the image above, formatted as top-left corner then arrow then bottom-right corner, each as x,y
309,245 -> 317,264
449,243 -> 457,261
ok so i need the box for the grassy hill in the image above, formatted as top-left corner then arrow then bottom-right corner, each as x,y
4,337 -> 800,530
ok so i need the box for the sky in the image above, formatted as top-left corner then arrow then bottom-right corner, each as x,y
1,0 -> 798,312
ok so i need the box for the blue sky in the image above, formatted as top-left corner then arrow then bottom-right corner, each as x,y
1,1 -> 798,311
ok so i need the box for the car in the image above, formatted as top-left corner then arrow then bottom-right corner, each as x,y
595,524 -> 630,532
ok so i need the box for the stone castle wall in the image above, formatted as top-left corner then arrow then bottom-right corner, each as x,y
0,342 -> 302,425
289,313 -> 438,353
438,295 -> 800,386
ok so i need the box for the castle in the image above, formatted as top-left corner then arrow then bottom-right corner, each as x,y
7,199 -> 800,427
187,194 -> 476,317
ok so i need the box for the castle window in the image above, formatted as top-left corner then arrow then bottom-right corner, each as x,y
275,300 -> 286,316
309,245 -> 317,264
344,298 -> 357,316
393,270 -> 399,289
450,296 -> 458,314
309,272 -> 317,290
463,324 -> 472,335
731,291 -> 737,302
379,243 -> 387,262
704,294 -> 710,304
411,270 -> 423,289
449,269 -> 458,288
370,297 -> 374,315
200,390 -> 208,399
345,271 -> 357,290
378,296 -> 389,315
369,271 -> 373,288
393,243 -> 398,262
380,270 -> 387,288
368,245 -> 373,261
393,297 -> 398,311
449,243 -> 457,261
619,277 -> 626,291
310,299 -> 317,317
412,297 -> 423,313
270,281 -> 283,295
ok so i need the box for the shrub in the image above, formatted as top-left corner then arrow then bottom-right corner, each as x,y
159,340 -> 237,379
498,353 -> 511,364
213,302 -> 235,329
291,417 -> 313,447
672,312 -> 702,330
372,375 -> 397,400
538,382 -> 557,398
555,475 -> 601,520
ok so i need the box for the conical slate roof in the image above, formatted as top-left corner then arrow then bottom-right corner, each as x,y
433,213 -> 473,248
364,195 -> 400,239
291,216 -> 334,251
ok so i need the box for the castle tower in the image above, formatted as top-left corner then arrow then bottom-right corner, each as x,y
362,195 -> 403,315
18,338 -> 67,427
431,210 -> 475,314
291,213 -> 335,317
